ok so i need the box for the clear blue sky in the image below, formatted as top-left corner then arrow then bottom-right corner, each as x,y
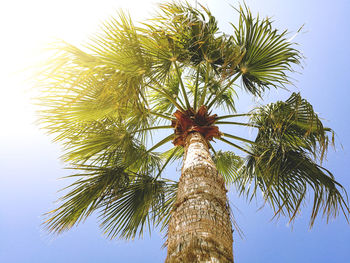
1,0 -> 350,262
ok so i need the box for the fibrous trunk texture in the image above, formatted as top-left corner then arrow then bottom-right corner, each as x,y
166,132 -> 233,263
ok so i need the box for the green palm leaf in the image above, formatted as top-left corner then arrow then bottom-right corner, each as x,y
233,4 -> 301,96
238,93 -> 349,226
100,174 -> 177,239
45,164 -> 177,239
213,151 -> 244,184
250,92 -> 332,160
44,164 -> 130,234
241,149 -> 349,227
149,70 -> 181,115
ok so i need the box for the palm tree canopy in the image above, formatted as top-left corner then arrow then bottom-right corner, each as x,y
37,1 -> 349,239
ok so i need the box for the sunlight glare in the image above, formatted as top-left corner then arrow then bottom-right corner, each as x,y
0,0 -> 158,140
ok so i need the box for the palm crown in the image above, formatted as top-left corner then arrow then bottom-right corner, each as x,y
38,2 -> 349,240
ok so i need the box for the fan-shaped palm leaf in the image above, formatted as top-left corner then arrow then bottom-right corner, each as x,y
233,4 -> 301,96
45,164 -> 177,239
237,93 -> 349,226
213,150 -> 244,184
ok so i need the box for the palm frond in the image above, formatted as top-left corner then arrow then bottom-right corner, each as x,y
250,92 -> 333,161
204,75 -> 238,113
239,93 -> 349,226
40,42 -> 146,118
240,149 -> 349,227
44,163 -> 130,234
233,4 -> 301,96
90,11 -> 152,77
44,164 -> 177,239
149,70 -> 181,115
157,146 -> 184,177
212,151 -> 244,184
100,174 -> 177,239
56,119 -> 160,169
147,1 -> 245,108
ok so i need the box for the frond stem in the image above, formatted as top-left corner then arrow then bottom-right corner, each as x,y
133,125 -> 173,134
218,137 -> 255,156
174,62 -> 191,109
204,92 -> 214,107
145,82 -> 185,112
216,113 -> 251,120
207,141 -> 217,155
193,65 -> 200,111
147,134 -> 174,153
207,72 -> 241,110
139,87 -> 150,108
155,146 -> 180,179
221,133 -> 257,145
199,61 -> 210,106
148,111 -> 173,121
217,121 -> 258,128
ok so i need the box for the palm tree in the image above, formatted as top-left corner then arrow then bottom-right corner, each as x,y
37,2 -> 349,262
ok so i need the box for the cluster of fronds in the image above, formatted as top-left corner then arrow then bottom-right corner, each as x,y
237,93 -> 348,226
37,1 -> 348,239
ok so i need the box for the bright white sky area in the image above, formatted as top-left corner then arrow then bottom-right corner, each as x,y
1,1 -> 350,263
0,0 -> 160,139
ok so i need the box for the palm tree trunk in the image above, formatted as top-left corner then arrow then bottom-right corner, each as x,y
166,132 -> 233,263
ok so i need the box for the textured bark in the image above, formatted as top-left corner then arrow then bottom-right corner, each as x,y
166,132 -> 233,263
